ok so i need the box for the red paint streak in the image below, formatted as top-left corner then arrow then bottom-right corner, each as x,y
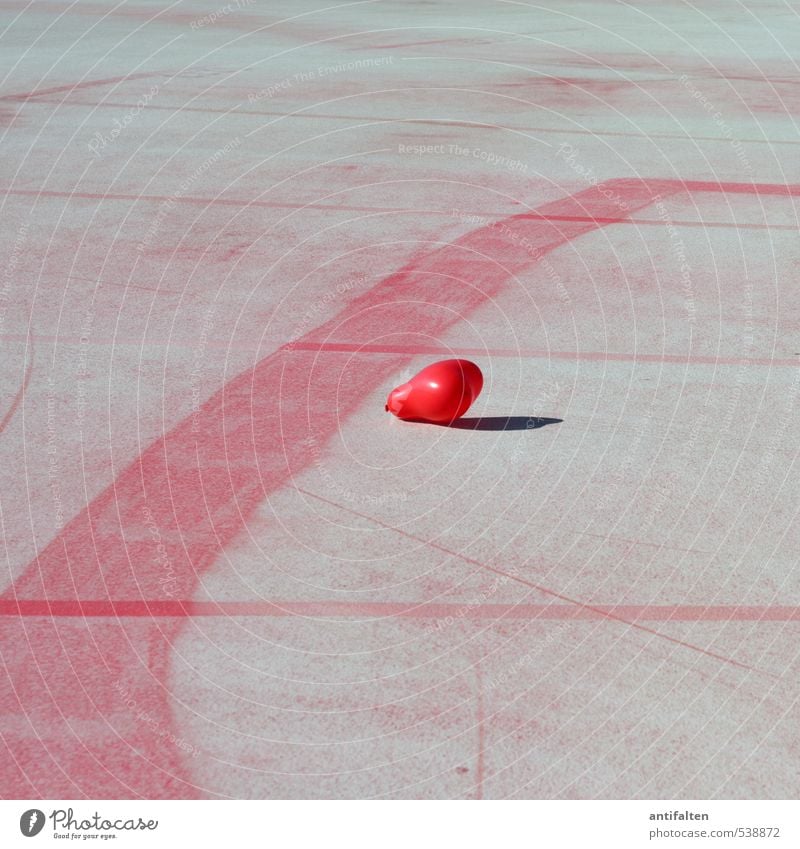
2,600 -> 797,621
0,331 -> 795,369
370,39 -> 458,49
0,1 -> 213,31
681,180 -> 800,196
0,106 -> 20,128
288,343 -> 800,369
0,72 -> 166,102
0,332 -> 795,369
0,0 -> 339,41
1,181 -> 668,798
0,186 -> 612,219
0,186 -> 401,215
298,487 -> 775,679
3,186 -> 797,232
369,38 -> 494,49
0,345 -> 33,436
29,98 -> 800,148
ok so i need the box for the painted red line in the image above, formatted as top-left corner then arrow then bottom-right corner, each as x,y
681,179 -> 800,197
287,342 -> 800,369
0,344 -> 33,436
0,186 -> 668,218
0,0 -> 212,31
1,332 -> 795,370
0,72 -> 166,102
0,0 -> 254,28
372,38 -> 478,49
2,179 -> 667,798
3,186 -> 797,232
30,98 -> 800,148
1,600 -> 798,620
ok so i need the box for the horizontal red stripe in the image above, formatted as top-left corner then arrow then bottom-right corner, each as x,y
2,183 -> 800,225
5,335 -> 796,368
0,71 -> 165,102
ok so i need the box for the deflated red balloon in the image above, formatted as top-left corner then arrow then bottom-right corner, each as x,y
385,359 -> 483,423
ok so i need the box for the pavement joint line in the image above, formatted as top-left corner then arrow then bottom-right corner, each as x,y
296,487 -> 780,679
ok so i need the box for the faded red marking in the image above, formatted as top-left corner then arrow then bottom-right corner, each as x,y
0,345 -> 32,436
299,487 -> 775,679
0,0 -> 339,42
389,37 -> 514,49
1,180 -> 670,798
2,186 -> 797,233
370,38 -> 495,49
0,332 -> 796,369
29,98 -> 800,148
2,600 -> 798,621
0,106 -> 20,128
288,343 -> 800,369
0,0 -> 209,31
0,72 -> 166,102
0,186 -> 402,215
681,179 -> 800,196
0,186 -> 652,220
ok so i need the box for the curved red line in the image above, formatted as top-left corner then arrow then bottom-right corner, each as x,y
0,179 -> 678,797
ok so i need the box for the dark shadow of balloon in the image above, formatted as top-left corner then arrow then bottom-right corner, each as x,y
441,416 -> 563,431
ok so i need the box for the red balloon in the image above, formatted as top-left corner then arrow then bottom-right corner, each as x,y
385,359 -> 483,423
